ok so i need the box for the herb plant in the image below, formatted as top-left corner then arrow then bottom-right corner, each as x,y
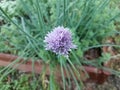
0,0 -> 120,90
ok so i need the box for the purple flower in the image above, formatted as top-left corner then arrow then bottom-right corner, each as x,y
44,26 -> 76,56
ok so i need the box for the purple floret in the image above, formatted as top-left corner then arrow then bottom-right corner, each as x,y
44,26 -> 76,56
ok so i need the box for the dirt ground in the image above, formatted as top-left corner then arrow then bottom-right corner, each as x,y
84,75 -> 120,90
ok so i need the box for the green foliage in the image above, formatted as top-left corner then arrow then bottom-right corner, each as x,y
75,0 -> 119,47
0,69 -> 43,90
0,0 -> 120,90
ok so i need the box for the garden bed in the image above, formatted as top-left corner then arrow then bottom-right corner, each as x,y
0,0 -> 120,90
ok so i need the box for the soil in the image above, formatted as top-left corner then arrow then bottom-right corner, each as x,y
84,75 -> 120,90
83,42 -> 120,90
84,51 -> 120,90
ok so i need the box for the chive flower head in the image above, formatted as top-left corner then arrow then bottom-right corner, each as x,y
44,26 -> 76,56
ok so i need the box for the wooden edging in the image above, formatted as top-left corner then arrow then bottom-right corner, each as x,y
0,53 -> 111,84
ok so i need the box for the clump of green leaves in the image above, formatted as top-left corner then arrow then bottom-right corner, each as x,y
0,67 -> 43,90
